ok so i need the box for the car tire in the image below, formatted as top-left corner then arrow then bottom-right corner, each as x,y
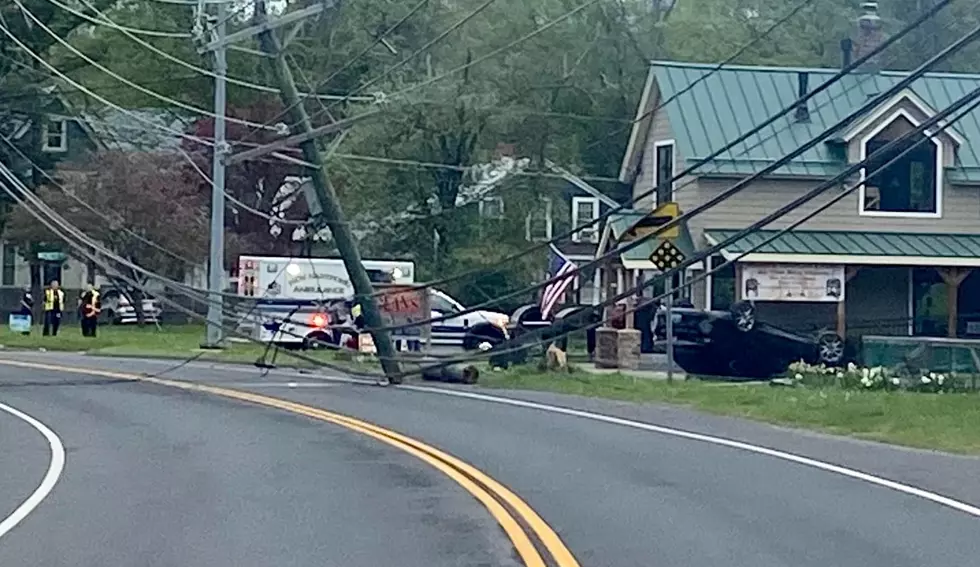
729,301 -> 756,332
815,331 -> 845,365
304,330 -> 333,350
463,326 -> 505,351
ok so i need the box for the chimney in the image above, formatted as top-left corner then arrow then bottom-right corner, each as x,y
853,1 -> 883,72
840,38 -> 853,68
794,72 -> 811,123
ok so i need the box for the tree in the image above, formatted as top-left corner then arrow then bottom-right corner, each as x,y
5,150 -> 209,322
183,99 -> 311,267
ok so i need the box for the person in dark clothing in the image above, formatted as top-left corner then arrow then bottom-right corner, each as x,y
42,280 -> 65,337
17,288 -> 32,336
79,285 -> 101,337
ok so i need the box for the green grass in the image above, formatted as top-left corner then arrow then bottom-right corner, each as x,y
7,325 -> 979,454
0,324 -> 374,372
481,367 -> 980,455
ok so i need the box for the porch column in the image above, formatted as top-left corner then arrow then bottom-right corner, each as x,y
937,268 -> 972,338
836,267 -> 861,338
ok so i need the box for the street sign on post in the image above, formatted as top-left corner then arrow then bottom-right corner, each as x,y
374,284 -> 431,352
626,202 -> 680,241
649,239 -> 686,271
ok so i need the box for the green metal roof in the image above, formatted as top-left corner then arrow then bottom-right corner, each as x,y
653,61 -> 980,181
706,229 -> 980,258
607,211 -> 696,265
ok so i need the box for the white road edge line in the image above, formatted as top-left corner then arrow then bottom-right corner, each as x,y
0,402 -> 66,540
395,385 -> 980,519
8,356 -> 980,519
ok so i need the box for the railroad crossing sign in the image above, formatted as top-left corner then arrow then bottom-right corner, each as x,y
649,239 -> 686,271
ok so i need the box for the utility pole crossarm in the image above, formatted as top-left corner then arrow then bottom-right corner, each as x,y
199,3 -> 325,53
224,109 -> 381,166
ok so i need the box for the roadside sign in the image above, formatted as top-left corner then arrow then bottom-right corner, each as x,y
625,202 -> 680,240
37,251 -> 66,262
649,239 -> 685,271
374,284 -> 431,350
376,285 -> 427,320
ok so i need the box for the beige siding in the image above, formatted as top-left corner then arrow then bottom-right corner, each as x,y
631,100 -> 699,213
683,178 -> 980,243
628,96 -> 978,243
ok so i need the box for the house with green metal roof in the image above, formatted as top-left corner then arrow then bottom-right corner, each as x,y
601,6 -> 980,346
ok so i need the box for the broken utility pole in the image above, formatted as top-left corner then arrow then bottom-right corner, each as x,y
251,0 -> 402,382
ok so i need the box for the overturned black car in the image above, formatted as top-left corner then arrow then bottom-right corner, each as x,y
653,301 -> 845,379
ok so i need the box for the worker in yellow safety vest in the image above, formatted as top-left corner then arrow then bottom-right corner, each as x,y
79,285 -> 101,337
42,280 -> 65,336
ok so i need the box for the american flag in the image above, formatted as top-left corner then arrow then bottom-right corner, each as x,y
541,244 -> 576,319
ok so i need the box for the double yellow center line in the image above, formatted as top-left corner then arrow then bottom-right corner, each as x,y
0,359 -> 580,567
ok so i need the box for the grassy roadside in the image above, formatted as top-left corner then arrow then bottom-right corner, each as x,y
0,324 -> 375,372
4,325 -> 979,454
480,367 -> 980,455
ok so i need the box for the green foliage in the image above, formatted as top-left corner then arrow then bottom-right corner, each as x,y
4,0 -> 980,305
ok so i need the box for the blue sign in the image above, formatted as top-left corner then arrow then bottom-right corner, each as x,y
9,314 -> 31,333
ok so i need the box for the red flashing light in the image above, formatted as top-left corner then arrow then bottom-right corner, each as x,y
310,313 -> 327,328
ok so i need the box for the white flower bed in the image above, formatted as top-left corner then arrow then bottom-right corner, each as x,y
786,361 -> 970,393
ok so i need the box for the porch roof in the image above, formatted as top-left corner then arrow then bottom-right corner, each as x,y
605,211 -> 698,270
705,229 -> 980,267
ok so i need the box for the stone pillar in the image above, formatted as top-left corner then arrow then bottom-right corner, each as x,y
595,327 -> 619,368
616,328 -> 642,370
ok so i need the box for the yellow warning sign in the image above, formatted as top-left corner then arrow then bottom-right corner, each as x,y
626,202 -> 680,241
649,239 -> 686,271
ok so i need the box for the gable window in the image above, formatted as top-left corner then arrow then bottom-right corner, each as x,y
571,196 -> 599,243
525,197 -> 553,242
859,111 -> 942,217
42,119 -> 67,152
653,140 -> 675,205
478,196 -> 504,219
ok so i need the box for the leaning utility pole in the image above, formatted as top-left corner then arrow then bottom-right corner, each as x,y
199,2 -> 228,348
250,0 -> 401,381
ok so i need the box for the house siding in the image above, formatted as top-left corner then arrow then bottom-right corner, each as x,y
683,177 -> 980,245
631,102 -> 699,212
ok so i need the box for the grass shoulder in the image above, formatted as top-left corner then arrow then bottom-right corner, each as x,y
0,324 -> 373,372
479,366 -> 980,455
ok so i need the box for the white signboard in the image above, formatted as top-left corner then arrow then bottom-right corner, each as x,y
741,264 -> 845,303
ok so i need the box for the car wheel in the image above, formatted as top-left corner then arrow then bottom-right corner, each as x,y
304,331 -> 333,350
730,301 -> 756,332
815,331 -> 845,365
464,327 -> 505,351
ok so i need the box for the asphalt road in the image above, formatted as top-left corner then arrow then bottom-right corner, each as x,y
2,352 -> 980,566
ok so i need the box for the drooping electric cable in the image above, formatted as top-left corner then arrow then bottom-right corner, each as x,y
405,85 -> 980,377
362,17 -> 980,336
347,0 -> 958,303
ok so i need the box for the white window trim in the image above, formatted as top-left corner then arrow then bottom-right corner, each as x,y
652,139 -> 676,205
571,196 -> 600,243
857,107 -> 943,219
525,197 -> 553,241
842,89 -> 967,146
478,195 -> 504,219
42,119 -> 68,153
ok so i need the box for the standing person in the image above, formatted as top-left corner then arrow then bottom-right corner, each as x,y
17,287 -> 33,336
79,285 -> 101,337
42,280 -> 65,337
